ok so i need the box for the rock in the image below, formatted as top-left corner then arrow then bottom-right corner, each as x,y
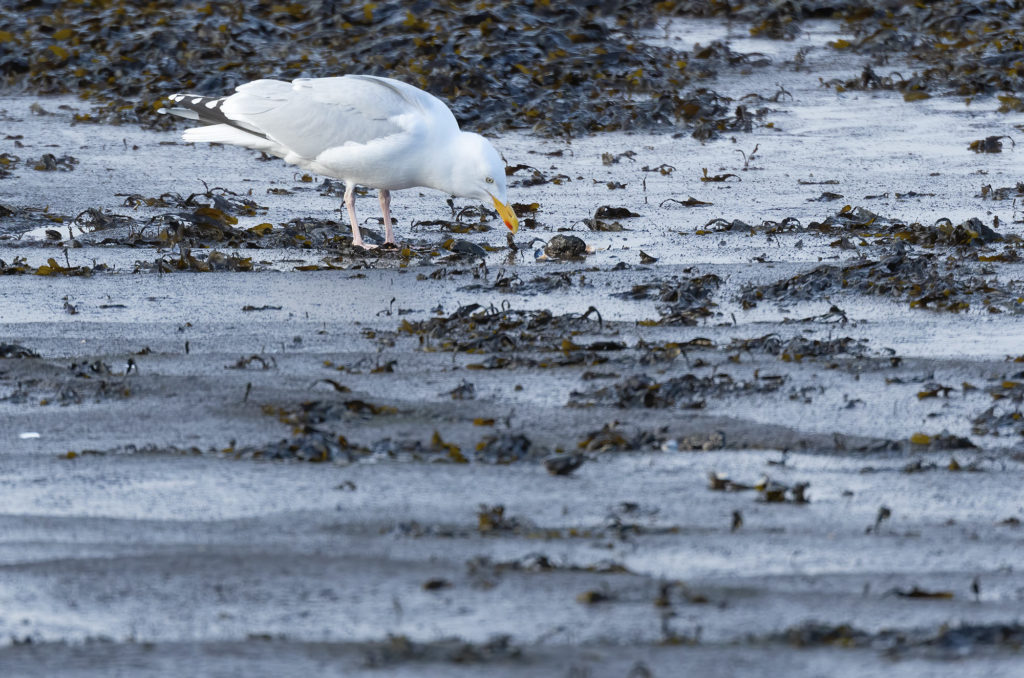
544,234 -> 588,260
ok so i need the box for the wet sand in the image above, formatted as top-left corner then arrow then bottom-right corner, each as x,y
1,19 -> 1024,677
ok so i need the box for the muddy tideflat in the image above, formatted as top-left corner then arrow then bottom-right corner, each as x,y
1,12 -> 1024,678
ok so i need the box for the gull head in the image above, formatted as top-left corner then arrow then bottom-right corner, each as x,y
451,132 -> 518,234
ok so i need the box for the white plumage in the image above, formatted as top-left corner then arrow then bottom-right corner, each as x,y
161,75 -> 518,247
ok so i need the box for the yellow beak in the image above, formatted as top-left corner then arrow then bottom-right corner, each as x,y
490,194 -> 519,234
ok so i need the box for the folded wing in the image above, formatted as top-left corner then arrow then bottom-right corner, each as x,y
218,75 -> 423,159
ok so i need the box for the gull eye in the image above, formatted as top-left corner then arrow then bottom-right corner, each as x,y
485,177 -> 494,184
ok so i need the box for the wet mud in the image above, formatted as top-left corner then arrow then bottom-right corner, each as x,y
2,4 -> 1024,677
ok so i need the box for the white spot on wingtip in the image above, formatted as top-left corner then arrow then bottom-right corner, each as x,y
191,97 -> 202,104
205,100 -> 218,108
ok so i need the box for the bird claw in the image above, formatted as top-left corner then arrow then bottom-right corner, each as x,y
352,241 -> 377,250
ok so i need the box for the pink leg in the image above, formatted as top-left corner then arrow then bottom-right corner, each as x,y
379,189 -> 394,244
344,184 -> 373,249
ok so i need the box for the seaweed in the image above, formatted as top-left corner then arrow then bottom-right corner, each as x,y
132,249 -> 255,273
968,136 -> 1014,154
708,472 -> 810,504
0,1 -> 772,138
543,453 -> 585,476
397,304 -> 613,354
29,153 -> 77,171
0,152 -> 20,179
727,333 -> 870,361
362,634 -> 520,668
0,255 -> 100,276
739,247 -> 1023,314
474,433 -> 537,464
613,273 -> 721,325
569,371 -> 786,409
232,429 -> 365,463
972,374 -> 1024,437
0,343 -> 40,358
775,621 -> 1024,658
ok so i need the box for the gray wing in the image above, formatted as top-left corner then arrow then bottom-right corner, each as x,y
219,76 -> 424,159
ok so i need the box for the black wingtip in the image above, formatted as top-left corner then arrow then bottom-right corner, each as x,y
162,93 -> 269,139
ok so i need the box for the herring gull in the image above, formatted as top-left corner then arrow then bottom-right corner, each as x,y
160,75 -> 518,248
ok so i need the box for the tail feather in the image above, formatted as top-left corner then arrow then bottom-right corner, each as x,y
181,124 -> 284,155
